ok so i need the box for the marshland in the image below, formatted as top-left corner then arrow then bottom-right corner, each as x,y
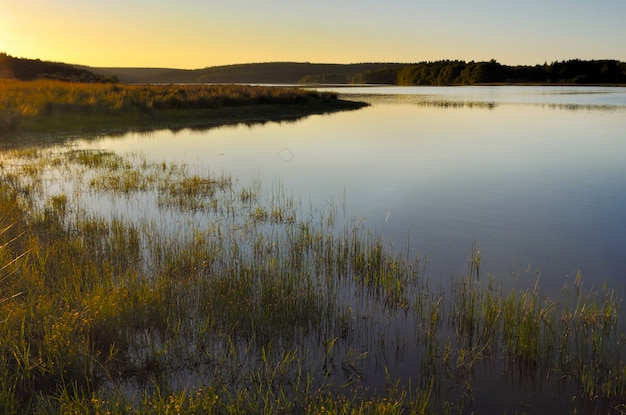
0,79 -> 362,135
1,82 -> 626,414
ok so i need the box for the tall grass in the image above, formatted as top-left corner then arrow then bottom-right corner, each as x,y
0,79 -> 347,134
0,147 -> 624,413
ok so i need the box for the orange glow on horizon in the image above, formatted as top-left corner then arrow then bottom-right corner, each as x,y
2,1 -> 625,69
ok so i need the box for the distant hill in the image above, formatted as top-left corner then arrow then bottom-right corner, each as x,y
3,53 -> 625,86
84,60 -> 626,86
84,62 -> 406,84
72,66 -> 182,84
0,53 -> 113,82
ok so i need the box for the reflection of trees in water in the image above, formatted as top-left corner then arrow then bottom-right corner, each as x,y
343,92 -> 623,113
2,118 -> 625,413
0,103 -> 365,150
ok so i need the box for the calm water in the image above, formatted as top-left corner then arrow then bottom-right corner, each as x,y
77,85 -> 626,295
4,85 -> 626,412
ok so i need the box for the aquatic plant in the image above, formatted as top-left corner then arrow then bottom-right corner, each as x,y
0,79 -> 354,135
0,147 -> 624,414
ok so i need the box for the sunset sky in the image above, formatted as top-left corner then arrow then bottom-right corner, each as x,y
2,0 -> 625,69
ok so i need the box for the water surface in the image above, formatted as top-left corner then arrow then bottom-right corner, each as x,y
77,85 -> 626,295
3,85 -> 626,412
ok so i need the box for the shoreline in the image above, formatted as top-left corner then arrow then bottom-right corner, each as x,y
9,99 -> 366,136
0,99 -> 367,149
301,82 -> 626,87
0,80 -> 367,138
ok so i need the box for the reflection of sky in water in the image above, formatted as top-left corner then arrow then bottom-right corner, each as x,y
78,87 -> 626,295
3,86 -> 616,409
314,85 -> 626,109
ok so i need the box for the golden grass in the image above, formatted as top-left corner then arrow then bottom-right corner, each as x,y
0,79 -> 351,134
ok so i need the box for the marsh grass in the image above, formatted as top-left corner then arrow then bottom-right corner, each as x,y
1,147 -> 625,414
0,79 -> 362,135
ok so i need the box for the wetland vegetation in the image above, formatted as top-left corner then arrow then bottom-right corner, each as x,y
1,147 -> 625,414
0,79 -> 364,136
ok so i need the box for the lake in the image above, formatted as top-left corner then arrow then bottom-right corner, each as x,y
3,85 -> 625,412
74,85 -> 626,296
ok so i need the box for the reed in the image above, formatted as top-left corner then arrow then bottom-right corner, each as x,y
0,147 -> 624,413
0,79 -> 360,135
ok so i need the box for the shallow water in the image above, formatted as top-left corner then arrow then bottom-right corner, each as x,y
3,85 -> 626,411
67,85 -> 626,296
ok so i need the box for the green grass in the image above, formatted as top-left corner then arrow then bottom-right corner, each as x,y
0,147 -> 625,414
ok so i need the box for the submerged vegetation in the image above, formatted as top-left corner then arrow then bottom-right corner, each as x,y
0,79 -> 363,135
0,147 -> 625,414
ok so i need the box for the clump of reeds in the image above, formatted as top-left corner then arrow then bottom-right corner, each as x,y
0,147 -> 624,414
0,79 -> 345,134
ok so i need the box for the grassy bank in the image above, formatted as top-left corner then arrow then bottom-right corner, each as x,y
0,79 -> 366,135
1,147 -> 625,414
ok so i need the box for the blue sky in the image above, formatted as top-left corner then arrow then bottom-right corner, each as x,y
2,0 -> 625,68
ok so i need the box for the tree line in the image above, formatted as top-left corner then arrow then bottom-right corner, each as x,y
355,59 -> 626,85
2,53 -> 625,85
0,53 -> 118,83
